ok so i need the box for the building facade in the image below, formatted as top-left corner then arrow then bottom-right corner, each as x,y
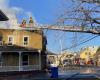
57,51 -> 75,66
0,29 -> 47,72
47,54 -> 58,66
79,46 -> 98,65
94,47 -> 100,66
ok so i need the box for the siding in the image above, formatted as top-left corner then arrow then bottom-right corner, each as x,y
0,29 -> 43,51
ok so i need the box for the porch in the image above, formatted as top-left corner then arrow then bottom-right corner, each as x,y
0,51 -> 42,72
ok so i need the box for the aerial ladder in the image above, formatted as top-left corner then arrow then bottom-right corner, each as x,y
17,24 -> 100,35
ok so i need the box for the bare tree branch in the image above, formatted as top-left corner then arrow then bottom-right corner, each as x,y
58,0 -> 100,28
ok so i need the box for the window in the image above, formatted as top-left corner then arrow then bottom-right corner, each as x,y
8,36 -> 13,46
23,36 -> 29,46
88,52 -> 91,55
85,52 -> 87,55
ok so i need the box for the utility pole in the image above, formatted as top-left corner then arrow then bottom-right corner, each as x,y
72,32 -> 77,52
60,39 -> 63,54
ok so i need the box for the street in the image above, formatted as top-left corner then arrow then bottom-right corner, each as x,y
67,74 -> 99,80
0,67 -> 99,80
59,66 -> 100,80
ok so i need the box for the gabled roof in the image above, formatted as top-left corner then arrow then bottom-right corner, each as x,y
0,10 -> 9,21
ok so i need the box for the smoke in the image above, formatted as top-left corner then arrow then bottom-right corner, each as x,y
0,0 -> 23,29
0,0 -> 35,29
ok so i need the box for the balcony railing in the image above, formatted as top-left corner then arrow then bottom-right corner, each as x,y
0,65 -> 39,72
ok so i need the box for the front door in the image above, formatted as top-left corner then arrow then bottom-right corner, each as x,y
22,54 -> 29,66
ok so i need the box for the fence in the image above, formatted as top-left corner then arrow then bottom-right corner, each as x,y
0,65 -> 39,72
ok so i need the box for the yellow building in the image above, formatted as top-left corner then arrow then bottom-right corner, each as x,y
0,29 -> 47,72
94,47 -> 100,66
0,11 -> 47,73
79,46 -> 98,64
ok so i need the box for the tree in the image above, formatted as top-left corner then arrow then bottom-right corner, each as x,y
56,0 -> 100,51
58,0 -> 100,30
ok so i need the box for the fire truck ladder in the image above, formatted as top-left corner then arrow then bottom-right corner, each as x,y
19,25 -> 100,35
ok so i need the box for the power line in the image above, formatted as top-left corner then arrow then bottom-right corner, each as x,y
62,35 -> 99,51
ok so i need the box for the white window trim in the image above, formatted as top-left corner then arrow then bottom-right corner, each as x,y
7,35 -> 14,46
23,36 -> 29,46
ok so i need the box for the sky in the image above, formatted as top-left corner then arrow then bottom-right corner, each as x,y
0,0 -> 100,53
9,0 -> 62,24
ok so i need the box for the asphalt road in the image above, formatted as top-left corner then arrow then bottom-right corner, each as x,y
66,67 -> 100,80
66,74 -> 100,80
0,67 -> 99,80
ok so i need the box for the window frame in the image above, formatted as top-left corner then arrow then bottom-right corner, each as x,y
23,36 -> 29,46
8,35 -> 13,46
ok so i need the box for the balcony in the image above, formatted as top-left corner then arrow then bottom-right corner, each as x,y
0,65 -> 39,72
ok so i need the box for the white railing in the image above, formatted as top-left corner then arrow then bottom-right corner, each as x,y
0,65 -> 39,72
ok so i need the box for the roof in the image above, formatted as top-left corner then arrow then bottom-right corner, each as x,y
47,50 -> 56,55
0,28 -> 43,35
0,44 -> 39,52
0,10 -> 9,21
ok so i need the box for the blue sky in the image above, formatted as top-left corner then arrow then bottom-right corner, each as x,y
8,0 -> 100,53
9,0 -> 61,24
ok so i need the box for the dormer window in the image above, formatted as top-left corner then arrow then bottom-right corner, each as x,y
8,36 -> 13,46
23,36 -> 29,46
